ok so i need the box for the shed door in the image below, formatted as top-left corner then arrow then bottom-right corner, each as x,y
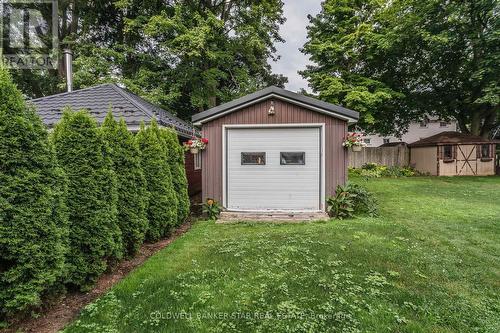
457,145 -> 477,175
226,127 -> 321,211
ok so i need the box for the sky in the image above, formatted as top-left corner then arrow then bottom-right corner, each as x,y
271,0 -> 323,93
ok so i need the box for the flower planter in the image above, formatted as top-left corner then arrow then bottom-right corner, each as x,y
184,138 -> 208,154
343,132 -> 366,152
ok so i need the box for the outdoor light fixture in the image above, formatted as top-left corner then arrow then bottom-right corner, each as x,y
268,100 -> 275,116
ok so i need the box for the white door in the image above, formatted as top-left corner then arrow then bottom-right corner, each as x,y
226,127 -> 321,211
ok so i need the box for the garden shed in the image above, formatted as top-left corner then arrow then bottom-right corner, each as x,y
192,86 -> 359,212
409,132 -> 498,176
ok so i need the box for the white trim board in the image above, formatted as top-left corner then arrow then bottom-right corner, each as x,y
194,94 -> 357,126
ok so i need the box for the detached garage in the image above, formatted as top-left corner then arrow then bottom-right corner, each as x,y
192,86 -> 359,212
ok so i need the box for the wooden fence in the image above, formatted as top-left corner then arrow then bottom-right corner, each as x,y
348,146 -> 410,168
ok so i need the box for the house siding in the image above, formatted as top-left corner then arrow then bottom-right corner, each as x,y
184,152 -> 202,196
200,98 -> 348,205
364,120 -> 458,147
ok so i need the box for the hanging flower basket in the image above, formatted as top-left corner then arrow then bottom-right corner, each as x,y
342,132 -> 366,152
184,137 -> 208,154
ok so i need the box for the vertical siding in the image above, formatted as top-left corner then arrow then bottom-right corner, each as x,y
201,99 -> 348,206
184,152 -> 202,196
410,147 -> 438,175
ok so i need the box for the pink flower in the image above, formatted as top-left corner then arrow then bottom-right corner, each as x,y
201,138 -> 209,144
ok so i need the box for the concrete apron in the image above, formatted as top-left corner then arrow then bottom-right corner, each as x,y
217,211 -> 329,223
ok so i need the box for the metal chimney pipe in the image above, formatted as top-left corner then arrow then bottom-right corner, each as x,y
63,49 -> 73,92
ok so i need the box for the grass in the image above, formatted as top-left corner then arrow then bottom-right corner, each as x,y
64,177 -> 500,333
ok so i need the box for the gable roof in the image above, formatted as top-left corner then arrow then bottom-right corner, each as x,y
409,131 -> 497,147
30,83 -> 196,138
191,86 -> 359,125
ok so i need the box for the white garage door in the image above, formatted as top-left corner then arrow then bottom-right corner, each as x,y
226,127 -> 321,211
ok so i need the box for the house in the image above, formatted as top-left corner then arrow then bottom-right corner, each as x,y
30,83 -> 202,195
409,132 -> 497,176
192,86 -> 359,212
363,117 -> 458,147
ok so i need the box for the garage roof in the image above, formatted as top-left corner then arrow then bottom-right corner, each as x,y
30,83 -> 197,138
192,86 -> 359,125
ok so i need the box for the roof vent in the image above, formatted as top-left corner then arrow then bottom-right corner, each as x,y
63,49 -> 73,92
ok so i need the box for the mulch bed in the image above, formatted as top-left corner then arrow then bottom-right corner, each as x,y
2,221 -> 192,333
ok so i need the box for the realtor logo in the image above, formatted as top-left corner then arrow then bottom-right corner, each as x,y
0,0 -> 58,69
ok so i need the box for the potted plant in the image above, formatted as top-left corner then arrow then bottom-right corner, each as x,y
342,132 -> 366,152
184,137 -> 208,154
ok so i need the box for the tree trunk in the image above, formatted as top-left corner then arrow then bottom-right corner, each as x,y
208,95 -> 217,108
480,110 -> 498,139
470,111 -> 481,136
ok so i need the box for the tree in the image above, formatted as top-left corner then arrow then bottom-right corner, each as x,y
10,1 -> 287,122
301,0 -> 499,138
52,109 -> 122,289
157,127 -> 190,226
0,67 -> 68,316
136,121 -> 177,241
102,113 -> 148,256
142,0 -> 287,115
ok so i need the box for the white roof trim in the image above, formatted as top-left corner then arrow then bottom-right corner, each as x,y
193,93 -> 358,126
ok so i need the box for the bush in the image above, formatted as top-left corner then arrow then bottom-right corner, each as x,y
52,109 -> 122,289
102,113 -> 148,256
157,127 -> 190,226
361,162 -> 379,170
327,183 -> 378,219
0,67 -> 68,317
383,166 -> 417,177
136,121 -> 177,241
349,163 -> 418,178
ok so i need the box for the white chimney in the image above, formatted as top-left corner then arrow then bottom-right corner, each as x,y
63,49 -> 73,92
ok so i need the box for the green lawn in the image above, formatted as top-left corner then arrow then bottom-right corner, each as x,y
64,177 -> 500,333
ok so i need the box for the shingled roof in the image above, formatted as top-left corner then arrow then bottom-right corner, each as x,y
30,84 -> 196,138
409,131 -> 497,147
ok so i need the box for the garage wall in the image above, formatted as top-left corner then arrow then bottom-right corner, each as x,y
200,98 -> 348,205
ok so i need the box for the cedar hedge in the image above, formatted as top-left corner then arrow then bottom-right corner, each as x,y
0,69 -> 190,321
136,120 -> 178,241
0,67 -> 68,317
158,127 -> 190,226
52,109 -> 123,290
102,113 -> 148,256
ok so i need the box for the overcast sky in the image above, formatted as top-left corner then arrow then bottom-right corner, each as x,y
271,0 -> 323,93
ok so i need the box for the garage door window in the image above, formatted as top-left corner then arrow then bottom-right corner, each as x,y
280,152 -> 305,165
241,152 -> 266,165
